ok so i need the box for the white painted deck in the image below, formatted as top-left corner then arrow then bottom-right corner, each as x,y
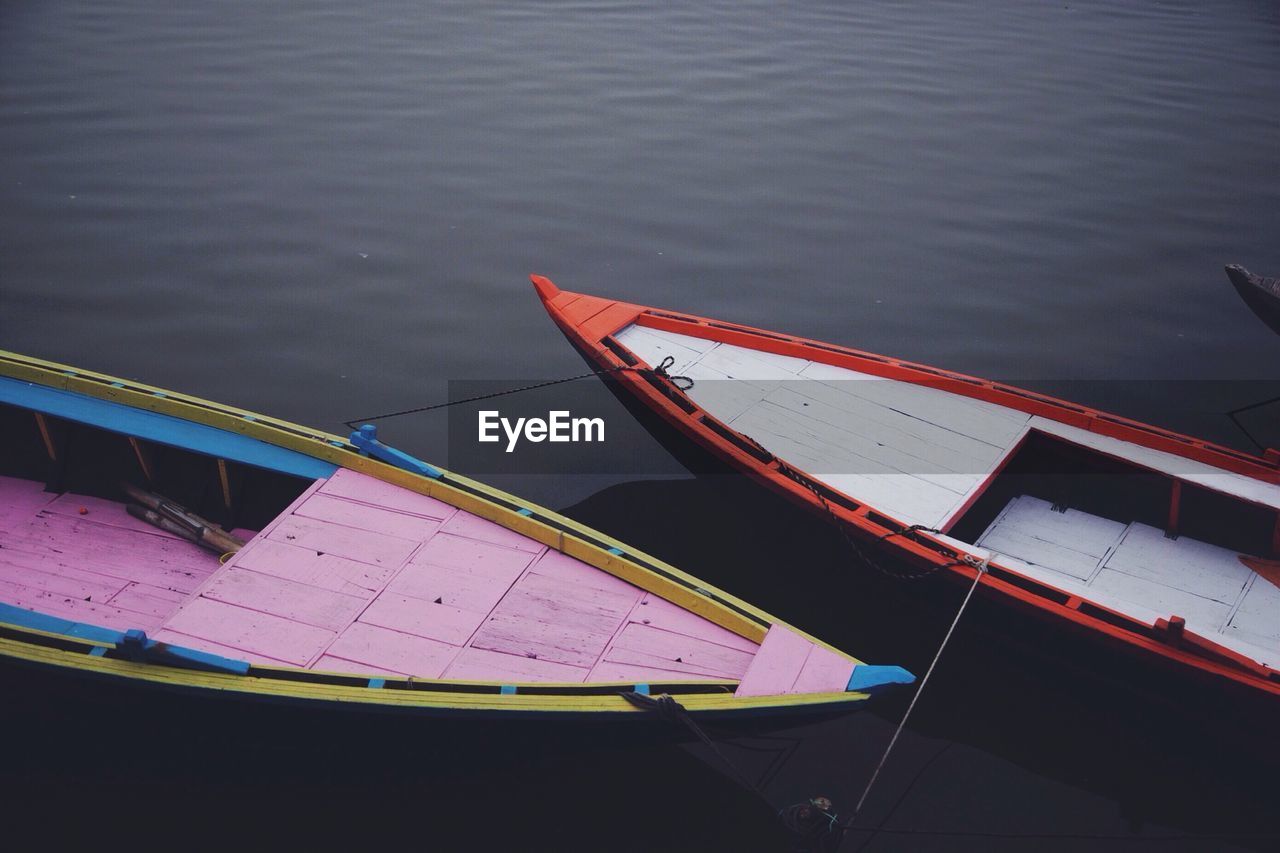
613,322 -> 1280,670
971,496 -> 1279,667
615,324 -> 1032,529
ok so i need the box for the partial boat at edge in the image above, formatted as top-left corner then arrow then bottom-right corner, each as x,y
1226,263 -> 1280,336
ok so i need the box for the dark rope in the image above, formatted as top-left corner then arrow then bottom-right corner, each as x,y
621,691 -> 774,810
652,355 -> 695,391
1226,394 -> 1280,454
685,720 -> 805,793
772,458 -> 951,582
341,358 -> 693,431
878,523 -> 942,542
848,742 -> 954,852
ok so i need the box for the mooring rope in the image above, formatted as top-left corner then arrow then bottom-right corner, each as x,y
1226,393 -> 1280,453
340,356 -> 692,430
620,691 -> 776,810
771,457 -> 953,582
850,555 -> 988,821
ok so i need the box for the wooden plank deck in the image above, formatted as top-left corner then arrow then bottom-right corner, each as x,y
0,475 -> 225,631
614,324 -> 1280,525
150,468 -> 761,682
613,324 -> 1031,528
735,624 -> 854,697
974,496 -> 1280,667
0,468 -> 771,686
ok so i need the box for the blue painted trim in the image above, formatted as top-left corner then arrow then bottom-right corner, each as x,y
516,508 -> 533,517
607,547 -> 624,556
0,604 -> 248,675
0,603 -> 74,634
367,677 -> 386,689
66,622 -> 128,644
349,424 -> 442,479
632,683 -> 650,695
0,602 -> 109,639
500,684 -> 517,695
149,643 -> 251,675
88,646 -> 108,657
119,630 -> 251,676
0,376 -> 337,480
846,664 -> 916,693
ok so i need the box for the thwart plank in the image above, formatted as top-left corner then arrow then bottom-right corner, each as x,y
443,647 -> 589,683
323,621 -> 458,677
356,591 -> 488,646
233,538 -> 399,595
199,567 -> 369,633
162,597 -> 337,667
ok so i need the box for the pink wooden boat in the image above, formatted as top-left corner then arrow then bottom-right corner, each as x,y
0,349 -> 912,723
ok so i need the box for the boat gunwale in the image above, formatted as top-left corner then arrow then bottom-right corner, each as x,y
0,630 -> 873,716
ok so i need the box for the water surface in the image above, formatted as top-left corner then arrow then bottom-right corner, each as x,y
2,2 -> 1279,849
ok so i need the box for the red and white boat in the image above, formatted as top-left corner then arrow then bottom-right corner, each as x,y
533,275 -> 1280,700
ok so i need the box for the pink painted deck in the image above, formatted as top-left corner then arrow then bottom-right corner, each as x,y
734,624 -> 856,698
155,468 -> 764,683
0,475 -> 228,632
0,469 -> 859,694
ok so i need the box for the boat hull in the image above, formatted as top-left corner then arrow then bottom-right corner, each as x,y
1226,263 -> 1280,336
0,349 -> 904,725
533,276 -> 1280,701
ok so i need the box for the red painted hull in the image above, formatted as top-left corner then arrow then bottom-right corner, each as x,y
531,275 -> 1280,701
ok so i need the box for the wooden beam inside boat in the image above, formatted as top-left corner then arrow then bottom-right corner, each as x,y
128,436 -> 154,483
33,411 -> 56,461
217,458 -> 232,510
1167,479 -> 1182,539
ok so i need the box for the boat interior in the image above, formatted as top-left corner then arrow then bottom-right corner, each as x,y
0,398 -> 860,696
612,322 -> 1280,669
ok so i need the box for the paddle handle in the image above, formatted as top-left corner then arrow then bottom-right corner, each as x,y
122,482 -> 245,555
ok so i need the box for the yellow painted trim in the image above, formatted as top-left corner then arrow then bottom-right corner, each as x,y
0,635 -> 868,714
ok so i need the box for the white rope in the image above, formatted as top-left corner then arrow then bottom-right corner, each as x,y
852,555 -> 988,820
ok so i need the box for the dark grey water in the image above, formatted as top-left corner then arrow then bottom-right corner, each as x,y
3,1 -> 1280,850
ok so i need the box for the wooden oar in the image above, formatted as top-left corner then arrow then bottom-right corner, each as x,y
127,504 -> 201,544
122,482 -> 245,555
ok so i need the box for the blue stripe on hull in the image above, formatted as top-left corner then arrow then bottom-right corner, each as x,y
0,376 -> 337,480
